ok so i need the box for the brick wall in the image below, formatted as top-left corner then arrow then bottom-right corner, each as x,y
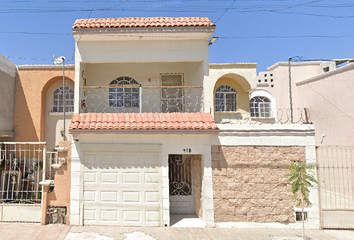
193,155 -> 202,217
212,146 -> 306,223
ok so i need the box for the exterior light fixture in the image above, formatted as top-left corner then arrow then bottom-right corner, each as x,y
54,55 -> 66,141
208,37 -> 218,46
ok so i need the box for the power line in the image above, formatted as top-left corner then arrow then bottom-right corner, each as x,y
0,31 -> 71,35
5,55 -> 53,62
219,35 -> 354,39
214,0 -> 236,23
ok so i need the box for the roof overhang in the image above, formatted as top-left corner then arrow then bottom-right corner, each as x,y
70,129 -> 219,135
72,27 -> 215,42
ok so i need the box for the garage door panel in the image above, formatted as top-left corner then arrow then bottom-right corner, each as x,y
84,172 -> 97,183
146,211 -> 160,223
145,192 -> 160,203
83,191 -> 97,202
145,172 -> 159,183
122,191 -> 141,203
101,172 -> 119,183
101,191 -> 119,203
122,210 -> 141,223
83,152 -> 161,226
122,172 -> 141,183
83,209 -> 96,222
100,210 -> 119,222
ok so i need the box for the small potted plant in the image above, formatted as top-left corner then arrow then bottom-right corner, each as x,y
5,159 -> 10,170
19,159 -> 25,170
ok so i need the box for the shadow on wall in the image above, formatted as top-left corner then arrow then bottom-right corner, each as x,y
14,73 -> 38,141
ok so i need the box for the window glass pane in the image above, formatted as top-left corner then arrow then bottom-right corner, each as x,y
250,96 -> 271,117
214,85 -> 236,112
109,77 -> 139,108
52,86 -> 74,112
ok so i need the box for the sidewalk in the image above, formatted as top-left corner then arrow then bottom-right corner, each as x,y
0,223 -> 353,240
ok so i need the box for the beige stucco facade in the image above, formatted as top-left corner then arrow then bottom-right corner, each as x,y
209,63 -> 258,122
14,65 -> 74,149
258,61 -> 354,146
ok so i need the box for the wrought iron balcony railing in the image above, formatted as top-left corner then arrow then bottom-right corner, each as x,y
79,85 -> 203,114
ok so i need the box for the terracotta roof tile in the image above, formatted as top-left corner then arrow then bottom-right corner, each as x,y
69,112 -> 218,131
73,17 -> 215,29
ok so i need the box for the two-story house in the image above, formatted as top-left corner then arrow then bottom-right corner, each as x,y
67,17 -> 318,228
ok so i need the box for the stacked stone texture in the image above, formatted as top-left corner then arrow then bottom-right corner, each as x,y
212,145 -> 306,223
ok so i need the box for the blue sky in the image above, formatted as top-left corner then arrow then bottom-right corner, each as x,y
0,0 -> 353,72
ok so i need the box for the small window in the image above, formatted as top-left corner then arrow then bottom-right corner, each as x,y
52,86 -> 74,112
109,76 -> 139,108
250,96 -> 271,118
214,85 -> 237,112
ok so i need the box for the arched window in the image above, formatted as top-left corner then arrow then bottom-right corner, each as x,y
109,76 -> 139,108
52,86 -> 74,112
214,85 -> 237,112
250,96 -> 271,117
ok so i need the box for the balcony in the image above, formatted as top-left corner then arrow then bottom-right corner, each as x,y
215,108 -> 312,125
79,85 -> 203,114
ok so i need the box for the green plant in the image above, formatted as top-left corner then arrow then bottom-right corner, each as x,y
285,160 -> 317,240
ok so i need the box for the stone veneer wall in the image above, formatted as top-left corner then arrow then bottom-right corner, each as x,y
193,155 -> 202,217
212,146 -> 306,223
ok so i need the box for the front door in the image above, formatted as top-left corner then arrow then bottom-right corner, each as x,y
169,154 -> 195,214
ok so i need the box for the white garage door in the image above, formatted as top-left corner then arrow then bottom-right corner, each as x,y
83,152 -> 161,226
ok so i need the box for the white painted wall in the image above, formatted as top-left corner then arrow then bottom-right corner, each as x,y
78,39 -> 209,63
0,204 -> 41,222
70,133 -> 215,227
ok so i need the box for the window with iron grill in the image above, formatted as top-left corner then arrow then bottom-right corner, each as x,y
52,86 -> 74,113
250,96 -> 271,118
109,76 -> 139,108
214,85 -> 237,112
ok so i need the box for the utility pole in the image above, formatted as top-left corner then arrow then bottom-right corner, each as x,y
54,56 -> 66,141
288,57 -> 293,123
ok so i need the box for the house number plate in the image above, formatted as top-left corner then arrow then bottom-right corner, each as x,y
183,148 -> 192,153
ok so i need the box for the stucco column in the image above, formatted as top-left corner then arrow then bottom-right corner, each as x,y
40,184 -> 51,225
202,151 -> 215,227
161,153 -> 169,227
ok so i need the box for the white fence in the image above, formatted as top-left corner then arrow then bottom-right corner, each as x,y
0,142 -> 46,204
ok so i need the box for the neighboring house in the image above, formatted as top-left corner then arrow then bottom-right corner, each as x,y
14,65 -> 75,151
68,17 -> 318,228
0,63 -> 74,222
257,60 -> 354,229
0,54 -> 16,142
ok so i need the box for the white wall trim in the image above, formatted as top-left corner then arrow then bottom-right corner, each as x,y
80,143 -> 162,152
296,62 -> 354,86
249,89 -> 277,120
267,61 -> 323,71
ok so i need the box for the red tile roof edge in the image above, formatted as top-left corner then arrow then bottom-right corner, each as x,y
69,112 -> 219,131
72,17 -> 216,29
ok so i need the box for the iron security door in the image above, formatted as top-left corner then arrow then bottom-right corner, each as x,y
169,155 -> 195,214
